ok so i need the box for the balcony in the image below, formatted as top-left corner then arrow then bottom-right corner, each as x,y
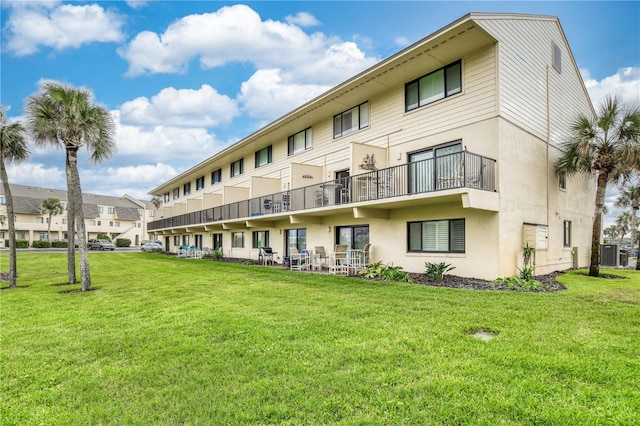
148,151 -> 496,231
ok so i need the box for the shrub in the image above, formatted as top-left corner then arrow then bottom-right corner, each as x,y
518,266 -> 534,281
115,238 -> 131,247
492,276 -> 547,291
97,234 -> 111,242
359,261 -> 413,283
51,241 -> 68,248
32,240 -> 51,248
424,261 -> 456,281
6,239 -> 30,248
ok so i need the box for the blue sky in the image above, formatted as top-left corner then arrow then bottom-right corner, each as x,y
1,1 -> 639,226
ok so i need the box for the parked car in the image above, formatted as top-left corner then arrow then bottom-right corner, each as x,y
141,242 -> 163,252
141,240 -> 162,247
88,239 -> 115,251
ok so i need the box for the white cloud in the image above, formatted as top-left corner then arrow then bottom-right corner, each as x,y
238,69 -> 330,122
114,120 -> 229,166
285,12 -> 320,27
126,0 -> 153,10
119,85 -> 239,127
80,163 -> 179,199
583,66 -> 640,107
3,2 -> 125,56
118,3 -> 375,81
6,162 -> 66,189
394,36 -> 411,47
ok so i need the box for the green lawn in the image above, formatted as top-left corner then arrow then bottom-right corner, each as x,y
1,252 -> 639,425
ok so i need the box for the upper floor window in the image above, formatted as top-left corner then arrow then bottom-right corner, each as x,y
183,182 -> 191,196
405,60 -> 461,111
173,188 -> 179,199
148,211 -> 155,217
231,159 -> 244,178
288,128 -> 312,155
196,176 -> 205,190
36,217 -> 44,223
255,146 -> 273,168
108,207 -> 115,214
98,206 -> 104,213
211,169 -> 222,185
333,101 -> 369,138
0,196 -> 5,205
163,193 -> 170,203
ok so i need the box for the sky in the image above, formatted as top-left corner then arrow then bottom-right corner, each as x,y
1,0 -> 639,228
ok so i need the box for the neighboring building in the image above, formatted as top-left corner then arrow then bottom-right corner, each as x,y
147,13 -> 595,279
0,183 -> 158,246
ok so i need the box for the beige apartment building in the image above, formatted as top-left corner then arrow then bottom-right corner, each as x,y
148,13 -> 595,279
0,183 -> 157,246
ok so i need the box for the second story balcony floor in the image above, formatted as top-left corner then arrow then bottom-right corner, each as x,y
148,151 -> 497,232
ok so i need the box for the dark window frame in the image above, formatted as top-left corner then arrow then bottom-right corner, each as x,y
196,176 -> 205,190
252,230 -> 270,248
407,218 -> 465,253
232,231 -> 244,248
288,128 -> 313,155
211,169 -> 222,185
173,188 -> 180,199
333,101 -> 369,139
255,145 -> 273,168
230,159 -> 244,178
405,60 -> 462,112
183,182 -> 191,196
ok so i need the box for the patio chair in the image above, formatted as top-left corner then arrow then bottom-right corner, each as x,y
329,245 -> 349,275
314,246 -> 329,268
362,243 -> 372,266
289,247 -> 309,271
259,247 -> 274,266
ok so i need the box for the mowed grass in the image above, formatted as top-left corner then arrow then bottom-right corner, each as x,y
1,252 -> 639,425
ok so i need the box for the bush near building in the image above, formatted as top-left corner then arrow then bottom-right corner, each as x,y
115,238 -> 131,247
5,239 -> 29,248
32,240 -> 51,248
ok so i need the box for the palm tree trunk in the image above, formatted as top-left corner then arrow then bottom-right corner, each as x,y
1,158 -> 18,289
633,207 -> 639,271
46,214 -> 52,243
590,172 -> 608,277
65,153 -> 77,284
67,148 -> 92,291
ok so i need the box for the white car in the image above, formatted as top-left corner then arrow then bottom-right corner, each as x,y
141,242 -> 163,252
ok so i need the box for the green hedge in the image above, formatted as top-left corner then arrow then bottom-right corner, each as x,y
52,241 -> 68,248
5,239 -> 30,248
115,238 -> 131,247
32,240 -> 52,248
97,234 -> 112,242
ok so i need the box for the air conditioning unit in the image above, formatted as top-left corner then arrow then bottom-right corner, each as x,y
600,244 -> 619,267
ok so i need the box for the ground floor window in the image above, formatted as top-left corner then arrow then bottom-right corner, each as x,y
563,221 -> 571,247
173,236 -> 180,246
212,233 -> 222,250
285,228 -> 306,256
194,234 -> 203,249
232,232 -> 244,248
408,218 -> 465,253
39,233 -> 49,241
253,231 -> 270,248
336,225 -> 369,249
182,235 -> 190,246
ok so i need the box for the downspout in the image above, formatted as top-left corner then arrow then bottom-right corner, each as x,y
546,65 -> 551,233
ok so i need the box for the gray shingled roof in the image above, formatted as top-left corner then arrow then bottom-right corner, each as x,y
1,184 -> 146,216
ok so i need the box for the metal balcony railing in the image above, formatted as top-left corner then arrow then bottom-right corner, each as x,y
148,151 -> 496,231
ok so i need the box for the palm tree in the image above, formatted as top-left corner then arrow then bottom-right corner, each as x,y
26,81 -> 116,291
151,195 -> 162,210
603,224 -> 621,244
615,212 -> 631,245
38,197 -> 64,243
615,183 -> 640,269
1,106 -> 30,289
555,95 -> 640,277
